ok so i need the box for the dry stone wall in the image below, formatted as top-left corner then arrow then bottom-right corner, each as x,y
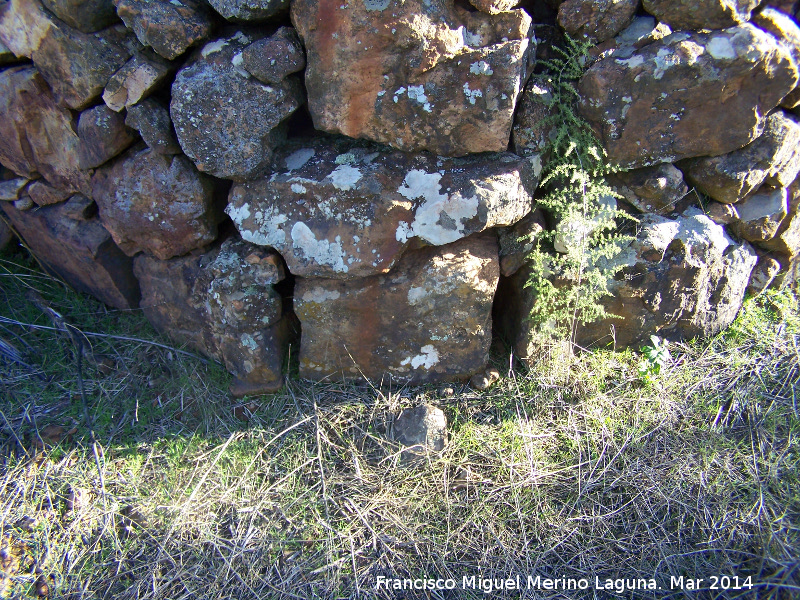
1,0 -> 800,392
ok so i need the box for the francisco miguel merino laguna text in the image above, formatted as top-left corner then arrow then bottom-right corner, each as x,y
375,575 -> 659,593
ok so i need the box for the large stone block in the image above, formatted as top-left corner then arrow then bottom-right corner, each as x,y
227,137 -> 537,279
134,237 -> 294,395
115,0 -> 213,60
170,31 -> 304,181
291,0 -> 534,156
642,0 -> 760,31
294,233 -> 499,383
91,146 -> 220,259
558,0 -> 639,44
579,25 -> 798,169
0,196 -> 140,309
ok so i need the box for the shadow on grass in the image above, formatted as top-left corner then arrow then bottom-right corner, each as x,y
1,243 -> 799,599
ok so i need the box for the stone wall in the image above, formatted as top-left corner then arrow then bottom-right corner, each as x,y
1,0 -> 798,393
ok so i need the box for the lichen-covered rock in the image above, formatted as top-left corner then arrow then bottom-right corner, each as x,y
747,254 -> 782,295
760,185 -> 800,257
0,195 -> 140,309
291,0 -> 534,156
91,146 -> 220,259
511,77 -> 556,160
41,0 -> 118,33
125,99 -> 182,155
240,26 -> 305,85
642,0 -> 760,31
27,180 -> 71,206
115,0 -> 213,60
729,187 -> 789,243
171,32 -> 304,181
227,137 -> 537,278
679,112 -> 800,204
134,237 -> 294,395
103,50 -> 172,111
607,163 -> 688,214
498,209 -> 758,355
578,25 -> 798,169
752,8 -> 800,109
558,0 -> 639,44
0,66 -> 91,194
77,104 -> 138,169
294,233 -> 499,383
467,0 -> 519,15
207,0 -> 289,21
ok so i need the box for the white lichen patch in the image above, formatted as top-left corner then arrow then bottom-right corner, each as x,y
409,344 -> 440,369
463,82 -> 483,105
707,36 -> 736,60
329,164 -> 362,190
470,60 -> 494,75
615,54 -> 644,68
301,287 -> 342,303
201,38 -> 230,57
407,85 -> 432,112
291,183 -> 307,194
285,148 -> 316,171
240,333 -> 259,351
653,47 -> 679,79
291,222 -> 349,273
407,286 -> 428,305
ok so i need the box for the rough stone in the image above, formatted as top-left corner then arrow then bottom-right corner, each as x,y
0,177 -> 31,201
207,0 -> 288,21
134,237 -> 294,395
115,0 -> 213,60
747,254 -> 782,295
578,25 -> 798,169
752,8 -> 800,109
294,233 -> 499,383
227,137 -> 537,279
103,50 -> 172,111
511,77 -> 557,161
91,146 -> 220,259
393,404 -> 447,463
0,0 -> 55,58
0,217 -> 13,250
28,180 -> 71,206
125,99 -> 182,155
171,32 -> 304,181
0,39 -> 17,65
41,0 -> 118,33
607,163 -> 688,214
467,0 -> 519,15
291,0 -> 534,156
760,184 -> 800,256
0,196 -> 140,308
730,187 -> 788,243
558,0 -> 639,44
0,66 -> 91,194
33,23 -> 138,110
705,200 -> 739,225
642,0 -> 761,31
679,112 -> 800,205
240,27 -> 305,85
77,104 -> 138,169
497,209 -> 547,277
14,196 -> 34,211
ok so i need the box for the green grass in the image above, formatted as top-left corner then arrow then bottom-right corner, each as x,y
1,242 -> 799,599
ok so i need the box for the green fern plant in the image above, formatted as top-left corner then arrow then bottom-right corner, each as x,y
523,35 -> 634,342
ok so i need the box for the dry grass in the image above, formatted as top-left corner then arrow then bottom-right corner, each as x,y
1,245 -> 799,599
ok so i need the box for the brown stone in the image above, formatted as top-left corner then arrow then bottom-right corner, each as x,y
170,32 -> 304,181
102,50 -> 172,112
0,66 -> 91,194
0,0 -> 55,58
705,201 -> 739,225
91,146 -> 220,259
752,8 -> 800,109
607,163 -> 688,214
679,112 -> 800,205
0,177 -> 31,201
642,0 -> 760,31
41,0 -> 118,33
578,26 -> 798,169
115,0 -> 214,60
511,76 -> 556,161
240,27 -> 305,85
77,104 -> 138,169
558,0 -> 639,44
207,0 -> 289,21
291,0 -> 534,156
134,237 -> 293,395
27,180 -> 71,206
467,0 -> 519,14
498,209 -> 548,277
294,233 -> 499,383
747,255 -> 782,295
730,187 -> 788,243
125,98 -> 182,155
227,137 -> 537,279
759,184 -> 800,256
0,196 -> 140,309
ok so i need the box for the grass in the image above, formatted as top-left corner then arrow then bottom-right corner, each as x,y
1,241 -> 799,599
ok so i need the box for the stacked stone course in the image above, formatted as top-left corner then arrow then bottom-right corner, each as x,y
1,0 -> 799,392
